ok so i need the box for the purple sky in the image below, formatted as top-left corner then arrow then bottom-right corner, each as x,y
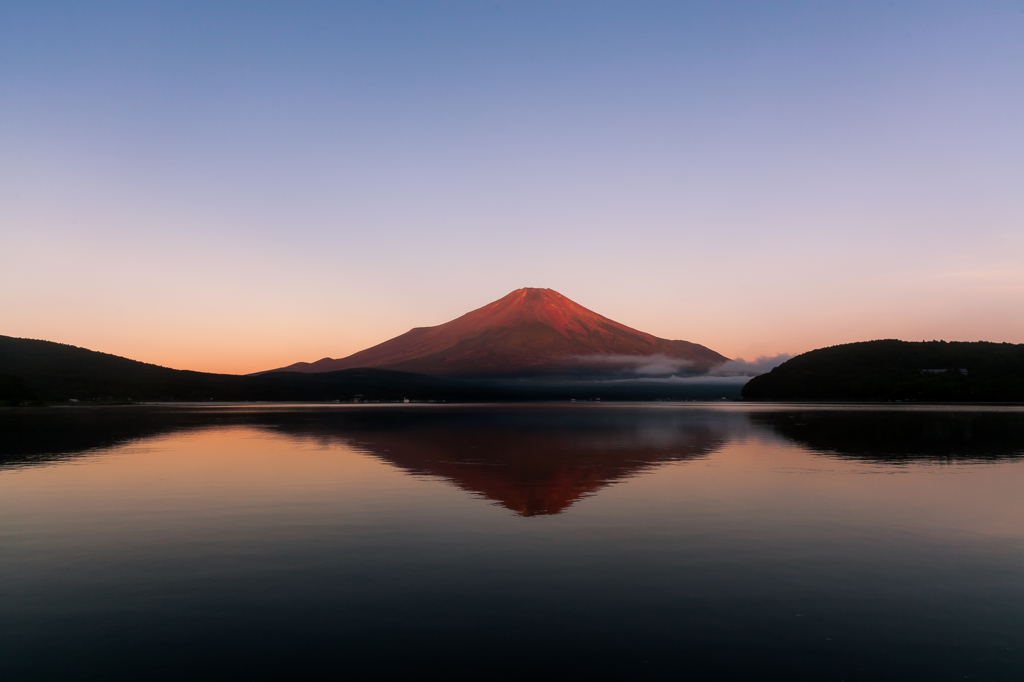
2,1 -> 1022,373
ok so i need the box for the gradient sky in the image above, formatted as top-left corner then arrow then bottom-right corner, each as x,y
2,1 -> 1022,374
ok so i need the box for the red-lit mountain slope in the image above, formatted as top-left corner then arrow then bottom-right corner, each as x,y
267,288 -> 728,377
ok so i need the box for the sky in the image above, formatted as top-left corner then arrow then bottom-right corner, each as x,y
2,1 -> 1022,374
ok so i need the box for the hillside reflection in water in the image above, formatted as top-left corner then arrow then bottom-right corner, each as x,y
1,404 -> 1024,680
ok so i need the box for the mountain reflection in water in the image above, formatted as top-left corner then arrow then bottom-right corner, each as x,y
261,409 -> 734,515
3,405 -> 1024,515
2,406 -> 739,515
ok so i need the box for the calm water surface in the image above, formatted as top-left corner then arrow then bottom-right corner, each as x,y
1,404 -> 1023,680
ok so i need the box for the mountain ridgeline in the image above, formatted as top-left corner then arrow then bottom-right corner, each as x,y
6,287 -> 1022,404
1,289 -> 740,404
0,334 -> 474,403
742,340 -> 1024,402
0,335 -> 741,404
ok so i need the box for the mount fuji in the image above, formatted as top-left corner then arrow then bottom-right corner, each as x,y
265,288 -> 728,378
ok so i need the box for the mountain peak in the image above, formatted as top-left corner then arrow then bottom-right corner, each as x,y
267,288 -> 727,377
448,287 -> 657,343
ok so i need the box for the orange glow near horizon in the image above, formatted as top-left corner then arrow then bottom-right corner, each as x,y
5,277 -> 1022,375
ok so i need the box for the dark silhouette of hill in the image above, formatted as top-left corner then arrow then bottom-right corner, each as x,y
0,335 -> 742,404
742,340 -> 1024,402
0,335 -> 482,403
266,288 -> 727,377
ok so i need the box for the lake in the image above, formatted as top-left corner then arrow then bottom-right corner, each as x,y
2,404 -> 1023,680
